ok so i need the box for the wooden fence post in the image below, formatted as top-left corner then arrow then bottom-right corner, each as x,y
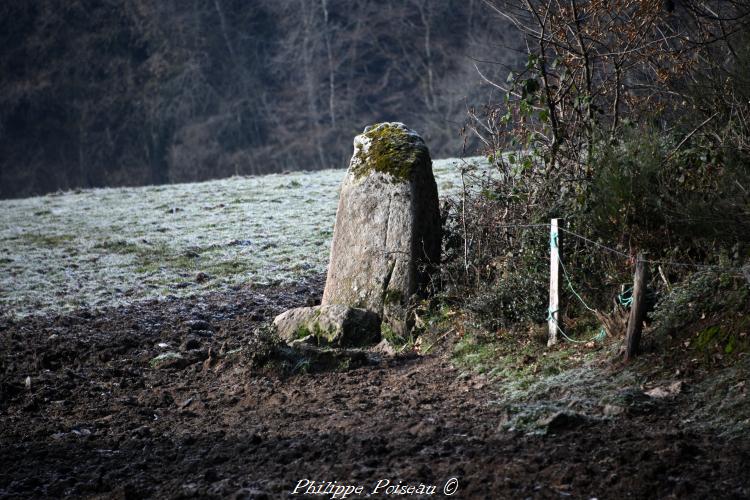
625,253 -> 648,361
548,218 -> 559,347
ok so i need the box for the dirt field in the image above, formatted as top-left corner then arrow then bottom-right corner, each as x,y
1,277 -> 749,499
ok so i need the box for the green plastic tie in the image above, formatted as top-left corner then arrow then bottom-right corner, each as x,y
546,307 -> 558,321
547,307 -> 592,344
594,326 -> 607,341
547,252 -> 607,344
618,286 -> 633,308
558,254 -> 597,313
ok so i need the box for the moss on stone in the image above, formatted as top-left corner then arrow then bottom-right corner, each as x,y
383,288 -> 403,305
352,123 -> 429,182
294,321 -> 338,345
294,324 -> 313,340
149,351 -> 185,369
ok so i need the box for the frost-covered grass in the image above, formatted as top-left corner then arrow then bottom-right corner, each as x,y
0,157 -> 487,317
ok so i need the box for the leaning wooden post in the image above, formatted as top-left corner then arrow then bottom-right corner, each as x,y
548,218 -> 560,346
625,253 -> 648,361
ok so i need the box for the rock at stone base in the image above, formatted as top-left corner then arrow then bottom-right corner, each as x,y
371,338 -> 398,357
150,352 -> 189,370
273,304 -> 381,348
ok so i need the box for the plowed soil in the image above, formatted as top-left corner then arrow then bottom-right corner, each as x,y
1,277 -> 749,499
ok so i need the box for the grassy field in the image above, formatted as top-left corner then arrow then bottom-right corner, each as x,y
0,158 -> 485,317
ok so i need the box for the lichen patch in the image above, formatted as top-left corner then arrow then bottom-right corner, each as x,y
351,123 -> 430,182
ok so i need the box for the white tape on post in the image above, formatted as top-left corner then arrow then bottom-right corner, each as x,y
548,218 -> 559,347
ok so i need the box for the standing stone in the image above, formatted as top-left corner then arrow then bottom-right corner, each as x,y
322,122 -> 440,334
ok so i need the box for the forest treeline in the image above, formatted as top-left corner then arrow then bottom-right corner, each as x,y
0,0 -> 521,199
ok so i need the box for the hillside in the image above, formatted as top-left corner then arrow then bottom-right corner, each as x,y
0,158 -> 482,317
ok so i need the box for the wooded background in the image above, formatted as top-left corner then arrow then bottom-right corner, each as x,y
0,0 -> 521,199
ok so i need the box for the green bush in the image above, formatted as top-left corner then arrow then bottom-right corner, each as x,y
651,269 -> 749,337
587,127 -> 750,262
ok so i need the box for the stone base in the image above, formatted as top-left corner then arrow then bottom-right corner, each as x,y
273,305 -> 381,348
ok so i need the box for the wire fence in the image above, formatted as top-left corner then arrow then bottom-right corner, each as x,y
491,220 -> 750,344
496,221 -> 749,274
